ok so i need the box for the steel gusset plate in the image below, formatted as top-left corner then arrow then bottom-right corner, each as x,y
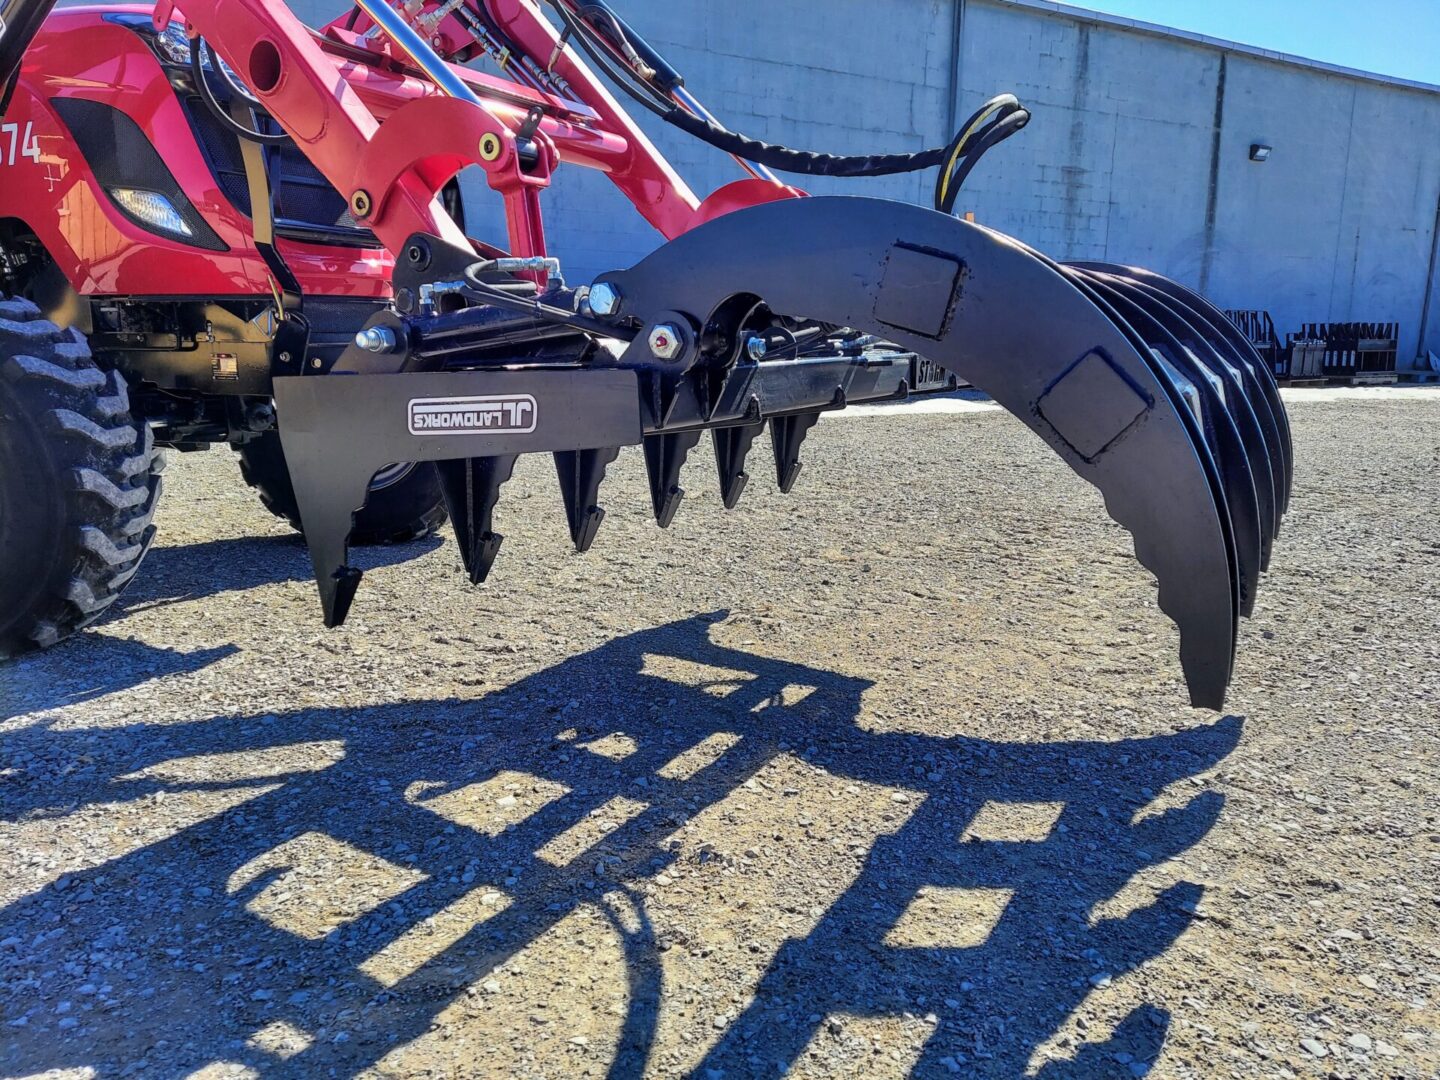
600,196 -> 1248,708
1073,263 -> 1294,517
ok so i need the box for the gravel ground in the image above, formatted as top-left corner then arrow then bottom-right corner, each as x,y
1,392 -> 1437,1080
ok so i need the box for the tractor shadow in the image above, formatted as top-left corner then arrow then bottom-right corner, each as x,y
0,614 -> 1242,1078
115,532 -> 444,615
0,533 -> 441,721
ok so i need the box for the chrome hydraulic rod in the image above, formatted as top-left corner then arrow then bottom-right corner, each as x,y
353,0 -> 485,103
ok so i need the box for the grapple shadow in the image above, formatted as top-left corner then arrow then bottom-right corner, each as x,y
0,613 -> 1242,1078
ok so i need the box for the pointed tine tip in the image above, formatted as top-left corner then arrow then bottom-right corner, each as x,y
572,507 -> 606,553
777,462 -> 803,494
322,566 -> 364,628
471,532 -> 504,584
720,472 -> 748,510
655,486 -> 684,529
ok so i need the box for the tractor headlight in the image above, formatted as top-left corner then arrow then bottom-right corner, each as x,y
105,13 -> 192,65
106,14 -> 256,97
151,23 -> 197,66
109,188 -> 195,239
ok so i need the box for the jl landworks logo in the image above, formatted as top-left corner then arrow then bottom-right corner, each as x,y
408,395 -> 538,435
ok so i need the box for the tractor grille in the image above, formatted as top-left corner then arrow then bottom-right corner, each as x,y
181,93 -> 379,248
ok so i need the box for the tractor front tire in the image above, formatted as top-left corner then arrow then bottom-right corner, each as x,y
237,431 -> 447,545
0,297 -> 164,658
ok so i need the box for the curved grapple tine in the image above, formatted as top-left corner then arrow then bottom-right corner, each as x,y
1077,270 -> 1282,568
602,197 -> 1239,707
1074,263 -> 1294,518
1067,268 -> 1263,617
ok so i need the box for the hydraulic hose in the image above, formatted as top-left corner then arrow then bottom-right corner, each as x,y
547,0 -> 1029,186
934,104 -> 1031,215
189,40 -> 292,146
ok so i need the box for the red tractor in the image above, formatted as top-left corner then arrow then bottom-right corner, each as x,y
0,0 -> 1292,708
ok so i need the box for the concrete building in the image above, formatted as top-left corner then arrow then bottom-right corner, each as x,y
291,0 -> 1440,367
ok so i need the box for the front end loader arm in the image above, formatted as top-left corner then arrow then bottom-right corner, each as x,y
273,197 -> 1283,709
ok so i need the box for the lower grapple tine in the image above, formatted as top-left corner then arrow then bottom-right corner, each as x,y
554,446 -> 622,553
643,430 -> 702,527
713,422 -> 763,509
435,455 -> 519,584
770,412 -> 821,493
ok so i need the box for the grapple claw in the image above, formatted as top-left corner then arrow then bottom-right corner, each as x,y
1071,268 -> 1284,575
601,196 -> 1269,708
713,422 -> 763,509
644,430 -> 702,527
272,195 -> 1290,709
555,446 -> 621,553
1074,263 -> 1294,519
1066,269 -> 1263,619
436,455 -> 519,584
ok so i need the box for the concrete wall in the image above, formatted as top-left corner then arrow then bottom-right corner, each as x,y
287,0 -> 1440,365
957,0 -> 1440,366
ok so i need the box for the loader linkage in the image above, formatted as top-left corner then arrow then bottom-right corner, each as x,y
0,0 -> 1293,706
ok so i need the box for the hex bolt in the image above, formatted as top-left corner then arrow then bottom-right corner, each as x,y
355,326 -> 398,354
589,282 -> 621,317
648,323 -> 683,361
745,335 -> 768,361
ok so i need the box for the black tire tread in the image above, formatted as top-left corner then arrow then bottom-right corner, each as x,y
236,432 -> 447,546
0,297 -> 164,657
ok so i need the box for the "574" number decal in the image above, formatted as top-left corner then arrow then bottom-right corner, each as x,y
1,122 -> 41,167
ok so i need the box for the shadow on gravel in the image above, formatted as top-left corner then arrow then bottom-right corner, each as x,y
0,638 -> 240,723
115,532 -> 444,615
0,613 -> 1242,1078
0,534 -> 441,720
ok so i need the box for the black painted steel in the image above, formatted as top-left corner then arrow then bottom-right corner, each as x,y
436,454 -> 518,584
643,430 -> 702,528
1081,270 -> 1282,570
770,412 -> 821,494
273,368 -> 642,625
599,198 -> 1238,707
1072,270 -> 1263,619
712,422 -> 763,510
1075,262 -> 1294,517
272,196 -> 1291,709
555,445 -> 622,552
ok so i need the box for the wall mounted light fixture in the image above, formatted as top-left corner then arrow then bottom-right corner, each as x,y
1250,143 -> 1273,163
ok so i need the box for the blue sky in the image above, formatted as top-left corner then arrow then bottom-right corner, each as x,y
1074,0 -> 1440,84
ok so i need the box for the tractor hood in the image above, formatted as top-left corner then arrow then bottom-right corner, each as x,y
0,0 -> 58,97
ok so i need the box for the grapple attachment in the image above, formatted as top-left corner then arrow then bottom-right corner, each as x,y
274,196 -> 1291,709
